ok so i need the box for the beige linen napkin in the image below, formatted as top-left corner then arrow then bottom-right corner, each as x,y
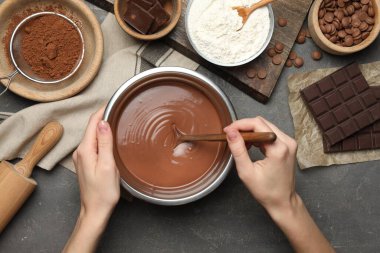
288,62 -> 380,169
0,13 -> 198,172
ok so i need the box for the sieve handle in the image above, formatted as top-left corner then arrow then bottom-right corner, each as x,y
0,70 -> 18,97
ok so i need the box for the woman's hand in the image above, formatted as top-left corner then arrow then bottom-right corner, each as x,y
224,117 -> 335,253
73,107 -> 120,219
63,107 -> 120,253
224,116 -> 298,216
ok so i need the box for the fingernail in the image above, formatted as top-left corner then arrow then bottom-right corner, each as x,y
226,129 -> 238,141
98,120 -> 109,133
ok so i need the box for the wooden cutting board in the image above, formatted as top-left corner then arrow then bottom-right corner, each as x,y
87,0 -> 314,103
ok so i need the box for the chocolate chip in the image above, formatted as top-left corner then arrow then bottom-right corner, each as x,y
337,0 -> 345,8
352,18 -> 361,28
275,42 -> 284,53
257,68 -> 267,79
267,48 -> 277,57
354,38 -> 363,45
311,50 -> 322,61
359,22 -> 369,31
278,18 -> 288,27
353,2 -> 361,9
272,54 -> 283,65
362,32 -> 370,39
329,35 -> 338,43
294,57 -> 304,68
246,68 -> 257,79
352,27 -> 361,37
344,35 -> 354,46
346,5 -> 355,15
297,35 -> 306,44
365,16 -> 375,25
338,30 -> 347,38
289,51 -> 297,60
319,9 -> 326,19
358,11 -> 368,21
368,7 -> 375,17
324,12 -> 335,23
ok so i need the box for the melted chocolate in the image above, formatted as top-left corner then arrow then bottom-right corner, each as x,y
116,83 -> 224,188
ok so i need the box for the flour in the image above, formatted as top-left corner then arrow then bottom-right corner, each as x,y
187,0 -> 271,65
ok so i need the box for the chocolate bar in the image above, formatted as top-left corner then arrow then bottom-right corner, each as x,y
324,86 -> 380,153
301,62 -> 380,146
124,2 -> 155,34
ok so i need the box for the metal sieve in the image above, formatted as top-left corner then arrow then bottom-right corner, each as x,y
0,12 -> 85,97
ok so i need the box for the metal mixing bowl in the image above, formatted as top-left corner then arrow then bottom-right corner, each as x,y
104,67 -> 237,205
185,0 -> 274,67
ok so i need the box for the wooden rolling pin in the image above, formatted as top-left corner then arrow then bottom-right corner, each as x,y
0,121 -> 63,232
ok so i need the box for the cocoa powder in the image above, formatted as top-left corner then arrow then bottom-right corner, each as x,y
21,15 -> 82,80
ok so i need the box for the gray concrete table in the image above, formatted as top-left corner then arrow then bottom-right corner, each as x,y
0,1 -> 380,252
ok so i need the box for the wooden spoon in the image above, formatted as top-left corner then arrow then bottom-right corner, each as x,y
233,0 -> 274,31
177,132 -> 277,144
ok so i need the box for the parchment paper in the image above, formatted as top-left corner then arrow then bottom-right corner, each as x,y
288,62 -> 380,170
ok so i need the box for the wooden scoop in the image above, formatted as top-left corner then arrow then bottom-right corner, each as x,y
0,121 -> 63,232
233,0 -> 274,31
177,132 -> 277,145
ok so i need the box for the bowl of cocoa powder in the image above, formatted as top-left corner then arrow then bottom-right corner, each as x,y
308,0 -> 380,55
9,12 -> 84,83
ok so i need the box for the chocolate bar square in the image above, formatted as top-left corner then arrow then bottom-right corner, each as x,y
124,1 -> 155,34
323,86 -> 380,153
301,62 -> 380,146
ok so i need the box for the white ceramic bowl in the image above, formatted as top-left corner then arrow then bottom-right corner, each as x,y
185,0 -> 274,67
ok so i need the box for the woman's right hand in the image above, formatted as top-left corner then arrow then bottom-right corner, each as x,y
224,116 -> 298,216
224,117 -> 335,253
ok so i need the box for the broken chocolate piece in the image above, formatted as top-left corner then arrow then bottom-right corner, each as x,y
131,0 -> 154,10
148,2 -> 170,33
124,2 -> 155,34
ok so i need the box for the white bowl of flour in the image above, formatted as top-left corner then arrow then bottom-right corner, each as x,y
186,0 -> 274,67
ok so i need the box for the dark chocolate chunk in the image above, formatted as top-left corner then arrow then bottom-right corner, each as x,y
300,62 -> 380,146
131,0 -> 154,10
324,86 -> 380,153
124,2 -> 155,34
148,2 -> 170,33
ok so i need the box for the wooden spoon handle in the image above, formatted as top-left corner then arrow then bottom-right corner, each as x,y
250,0 -> 274,12
14,122 -> 64,178
181,132 -> 276,143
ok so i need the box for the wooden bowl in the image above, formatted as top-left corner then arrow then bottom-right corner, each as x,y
0,0 -> 103,102
114,0 -> 181,41
308,0 -> 380,55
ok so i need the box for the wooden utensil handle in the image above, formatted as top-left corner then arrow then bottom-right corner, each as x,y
14,122 -> 63,177
240,132 -> 276,143
250,0 -> 274,11
182,132 -> 276,143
